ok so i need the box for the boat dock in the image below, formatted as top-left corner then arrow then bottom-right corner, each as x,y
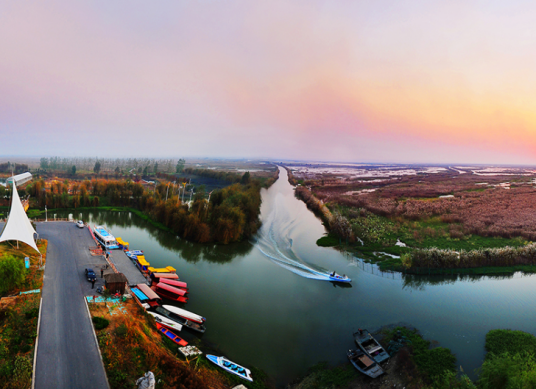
108,249 -> 147,286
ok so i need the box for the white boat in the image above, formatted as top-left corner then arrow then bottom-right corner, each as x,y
162,305 -> 205,323
147,312 -> 183,332
93,225 -> 120,250
206,355 -> 253,382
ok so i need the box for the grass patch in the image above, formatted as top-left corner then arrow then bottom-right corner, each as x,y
316,234 -> 340,247
382,327 -> 456,382
485,329 -> 536,358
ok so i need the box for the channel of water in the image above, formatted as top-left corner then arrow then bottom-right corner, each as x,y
59,167 -> 536,384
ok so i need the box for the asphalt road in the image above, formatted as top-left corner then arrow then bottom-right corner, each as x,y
34,222 -> 109,389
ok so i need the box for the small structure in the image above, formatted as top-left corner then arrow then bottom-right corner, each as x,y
6,172 -> 32,187
0,182 -> 39,253
104,273 -> 128,295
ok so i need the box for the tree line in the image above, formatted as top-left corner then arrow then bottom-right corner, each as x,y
18,170 -> 273,244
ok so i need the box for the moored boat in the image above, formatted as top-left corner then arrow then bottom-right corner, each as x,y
156,323 -> 188,346
329,271 -> 351,283
206,355 -> 253,382
159,278 -> 188,290
93,225 -> 120,250
151,283 -> 188,303
354,329 -> 390,364
162,305 -> 205,323
347,349 -> 384,378
148,312 -> 183,332
152,306 -> 206,333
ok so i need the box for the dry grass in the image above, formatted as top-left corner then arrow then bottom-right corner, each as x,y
89,299 -> 228,389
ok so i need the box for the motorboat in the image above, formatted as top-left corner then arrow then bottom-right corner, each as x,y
329,271 -> 351,283
152,306 -> 206,333
347,349 -> 384,378
147,312 -> 183,332
162,305 -> 205,323
206,355 -> 253,382
354,329 -> 390,364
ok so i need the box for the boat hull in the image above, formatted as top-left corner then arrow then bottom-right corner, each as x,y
347,349 -> 384,378
148,312 -> 183,332
162,305 -> 205,324
354,329 -> 390,364
206,354 -> 253,382
156,323 -> 188,346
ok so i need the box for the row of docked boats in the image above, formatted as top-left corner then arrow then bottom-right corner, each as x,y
347,329 -> 390,378
94,224 -> 254,383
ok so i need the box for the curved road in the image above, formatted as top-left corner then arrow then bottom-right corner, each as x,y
34,222 -> 109,389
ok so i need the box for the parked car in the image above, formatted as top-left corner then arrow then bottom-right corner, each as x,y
85,268 -> 97,282
76,220 -> 85,228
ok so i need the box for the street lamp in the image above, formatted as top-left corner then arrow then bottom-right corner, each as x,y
45,205 -> 47,222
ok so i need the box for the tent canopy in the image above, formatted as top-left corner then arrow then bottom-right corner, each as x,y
0,182 -> 39,253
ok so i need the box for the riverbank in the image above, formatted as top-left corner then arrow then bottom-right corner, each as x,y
0,239 -> 47,389
289,325 -> 470,389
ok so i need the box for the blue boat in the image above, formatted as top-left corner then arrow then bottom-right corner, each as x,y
206,355 -> 253,382
329,271 -> 351,283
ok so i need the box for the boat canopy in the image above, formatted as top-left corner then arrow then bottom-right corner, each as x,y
148,266 -> 176,276
155,282 -> 186,296
151,273 -> 179,280
136,256 -> 150,267
160,278 -> 188,289
116,237 -> 129,246
136,283 -> 161,301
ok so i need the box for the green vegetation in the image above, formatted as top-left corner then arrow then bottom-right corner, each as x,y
316,234 -> 339,247
92,316 -> 110,330
382,327 -> 456,383
478,330 -> 536,389
0,255 -> 27,295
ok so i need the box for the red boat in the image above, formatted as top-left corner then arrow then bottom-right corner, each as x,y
156,323 -> 188,346
159,278 -> 188,290
151,282 -> 188,303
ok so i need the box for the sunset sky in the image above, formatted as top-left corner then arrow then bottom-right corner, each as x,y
1,1 -> 536,164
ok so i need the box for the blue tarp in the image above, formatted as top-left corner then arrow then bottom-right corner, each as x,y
131,287 -> 148,301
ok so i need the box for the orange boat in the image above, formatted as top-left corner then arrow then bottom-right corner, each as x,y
156,323 -> 188,346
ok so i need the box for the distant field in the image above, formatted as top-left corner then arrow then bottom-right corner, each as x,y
288,163 -> 536,270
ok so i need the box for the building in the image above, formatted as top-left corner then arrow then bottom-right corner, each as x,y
103,272 -> 128,295
6,172 -> 32,188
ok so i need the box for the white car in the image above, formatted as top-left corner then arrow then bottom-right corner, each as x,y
76,220 -> 85,228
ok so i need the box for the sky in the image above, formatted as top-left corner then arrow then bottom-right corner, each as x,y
1,1 -> 536,164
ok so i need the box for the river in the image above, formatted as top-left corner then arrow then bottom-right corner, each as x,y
58,166 -> 536,384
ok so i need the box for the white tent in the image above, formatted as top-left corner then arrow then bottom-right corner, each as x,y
0,182 -> 39,253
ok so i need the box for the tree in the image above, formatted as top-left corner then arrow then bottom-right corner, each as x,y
71,165 -> 76,175
176,159 -> 185,173
240,171 -> 251,185
0,255 -> 27,295
143,166 -> 149,176
114,166 -> 120,174
153,162 -> 158,174
93,161 -> 101,174
40,157 -> 49,170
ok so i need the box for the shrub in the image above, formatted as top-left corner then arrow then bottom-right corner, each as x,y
92,316 -> 110,330
0,255 -> 27,295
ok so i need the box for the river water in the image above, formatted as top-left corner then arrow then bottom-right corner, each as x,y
60,167 -> 536,384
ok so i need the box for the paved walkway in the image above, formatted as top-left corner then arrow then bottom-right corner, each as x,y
108,249 -> 147,286
34,222 -> 109,389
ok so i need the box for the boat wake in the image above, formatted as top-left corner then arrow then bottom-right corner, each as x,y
254,205 -> 333,281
